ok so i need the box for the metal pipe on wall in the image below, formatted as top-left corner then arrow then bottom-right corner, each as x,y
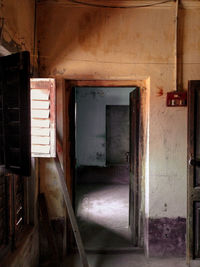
175,0 -> 179,91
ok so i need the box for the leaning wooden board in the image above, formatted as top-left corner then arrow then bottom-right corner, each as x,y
54,156 -> 90,267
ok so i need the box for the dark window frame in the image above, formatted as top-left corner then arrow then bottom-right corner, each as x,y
0,51 -> 32,260
0,169 -> 30,259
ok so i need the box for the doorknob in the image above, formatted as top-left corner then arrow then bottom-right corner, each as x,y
189,158 -> 200,167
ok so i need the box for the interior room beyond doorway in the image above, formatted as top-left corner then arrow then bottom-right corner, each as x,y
75,86 -> 136,251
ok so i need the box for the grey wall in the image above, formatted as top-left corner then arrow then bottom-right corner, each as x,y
106,105 -> 129,165
76,87 -> 135,166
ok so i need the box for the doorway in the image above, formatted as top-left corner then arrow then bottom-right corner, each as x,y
64,80 -> 144,252
74,85 -> 139,251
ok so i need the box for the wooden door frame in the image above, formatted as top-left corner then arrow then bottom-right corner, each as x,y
129,87 -> 140,246
187,80 -> 200,263
64,79 -> 146,250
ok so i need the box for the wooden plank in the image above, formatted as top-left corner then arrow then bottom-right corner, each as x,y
31,119 -> 50,128
57,138 -> 63,171
32,101 -> 50,110
31,128 -> 50,136
31,136 -> 50,145
129,88 -> 140,246
31,89 -> 49,100
32,145 -> 50,154
31,153 -> 50,158
55,156 -> 90,267
31,109 -> 50,119
66,79 -> 145,88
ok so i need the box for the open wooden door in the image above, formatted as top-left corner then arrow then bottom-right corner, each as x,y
129,87 -> 140,246
187,81 -> 200,263
65,81 -> 76,250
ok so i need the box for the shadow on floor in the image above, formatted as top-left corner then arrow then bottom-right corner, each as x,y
61,252 -> 187,267
77,217 -> 135,251
75,183 -> 133,250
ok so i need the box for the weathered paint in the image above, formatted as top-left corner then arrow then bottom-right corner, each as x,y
148,217 -> 186,257
37,0 -> 200,257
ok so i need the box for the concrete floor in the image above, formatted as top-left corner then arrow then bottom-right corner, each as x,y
75,184 -> 133,250
61,253 -> 188,267
70,183 -> 188,267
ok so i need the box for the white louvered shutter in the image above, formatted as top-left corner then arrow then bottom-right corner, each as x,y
30,78 -> 56,158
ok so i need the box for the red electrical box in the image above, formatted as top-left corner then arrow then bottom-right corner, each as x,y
166,91 -> 187,107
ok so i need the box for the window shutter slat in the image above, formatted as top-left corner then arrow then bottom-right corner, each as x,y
32,101 -> 50,109
0,51 -> 31,176
31,89 -> 50,100
31,119 -> 50,128
31,128 -> 50,136
31,109 -> 50,118
31,136 -> 50,145
31,78 -> 56,158
32,145 -> 50,154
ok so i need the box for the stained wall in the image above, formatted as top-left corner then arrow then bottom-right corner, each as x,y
37,0 -> 200,257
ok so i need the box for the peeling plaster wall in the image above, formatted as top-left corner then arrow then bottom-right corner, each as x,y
37,0 -> 200,256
